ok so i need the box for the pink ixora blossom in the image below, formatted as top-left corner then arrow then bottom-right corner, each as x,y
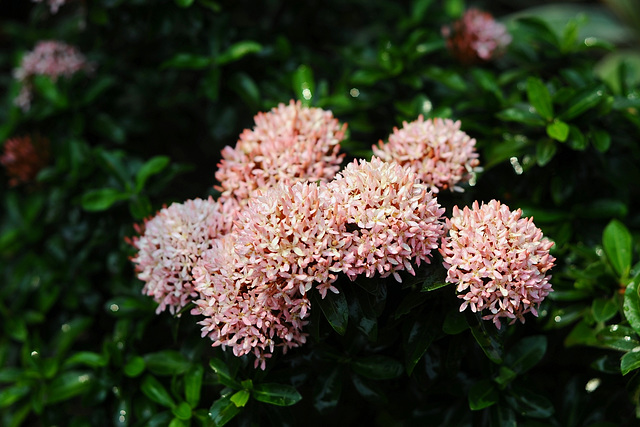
373,116 -> 480,192
441,8 -> 512,64
192,182 -> 334,368
215,100 -> 346,207
128,197 -> 237,315
328,157 -> 446,282
13,40 -> 93,112
32,0 -> 68,14
440,200 -> 555,328
1,134 -> 50,187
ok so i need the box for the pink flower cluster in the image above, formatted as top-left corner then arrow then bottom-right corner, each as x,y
373,116 -> 480,192
441,8 -> 512,64
13,40 -> 92,111
128,197 -> 236,315
1,134 -> 50,187
32,0 -> 68,14
440,200 -> 555,328
215,100 -> 346,207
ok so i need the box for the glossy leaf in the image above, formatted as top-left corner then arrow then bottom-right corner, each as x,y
313,368 -> 342,413
470,322 -> 503,364
505,385 -> 555,418
496,107 -> 546,126
526,77 -> 554,120
313,288 -> 348,335
602,219 -> 632,278
161,53 -> 211,69
135,156 -> 170,192
504,335 -> 547,374
559,85 -> 605,120
468,379 -> 498,410
536,139 -> 557,166
621,349 -> 640,375
123,356 -> 146,377
591,128 -> 611,152
141,375 -> 175,408
185,364 -> 204,408
215,41 -> 262,66
209,358 -> 241,389
62,351 -> 107,368
351,355 -> 404,380
144,350 -> 190,376
0,385 -> 30,408
209,395 -> 242,426
230,390 -> 250,407
81,188 -> 129,212
592,298 -> 618,323
46,371 -> 93,404
624,278 -> 640,336
172,401 -> 192,420
403,316 -> 437,374
293,64 -> 315,106
546,120 -> 569,142
253,383 -> 302,406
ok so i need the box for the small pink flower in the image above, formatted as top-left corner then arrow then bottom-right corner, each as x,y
373,116 -> 480,192
442,9 -> 511,64
440,200 -> 555,328
1,134 -> 50,187
129,197 -> 237,315
328,157 -> 446,282
215,100 -> 346,206
13,40 -> 93,111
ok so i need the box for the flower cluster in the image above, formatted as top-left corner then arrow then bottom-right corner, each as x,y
1,134 -> 50,187
32,0 -> 68,14
328,157 -> 445,282
440,200 -> 555,328
13,40 -> 92,111
215,100 -> 346,206
129,197 -> 236,315
373,116 -> 480,192
441,8 -> 511,64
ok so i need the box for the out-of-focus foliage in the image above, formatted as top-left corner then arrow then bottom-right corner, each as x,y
2,0 -> 640,425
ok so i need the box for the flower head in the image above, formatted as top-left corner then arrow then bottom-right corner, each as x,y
13,40 -> 93,111
440,200 -> 555,328
442,8 -> 511,64
373,116 -> 479,192
215,100 -> 346,206
328,157 -> 446,282
1,134 -> 50,187
129,197 -> 236,315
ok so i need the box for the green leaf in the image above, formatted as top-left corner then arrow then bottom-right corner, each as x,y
185,364 -> 204,408
546,120 -> 569,142
209,358 -> 241,389
253,383 -> 302,406
470,322 -> 504,364
124,356 -> 146,377
230,390 -> 250,407
81,188 -> 129,211
313,288 -> 348,335
591,129 -> 611,152
526,77 -> 554,120
168,418 -> 187,427
174,0 -> 195,7
172,401 -> 192,420
403,316 -> 437,375
592,298 -> 619,323
209,395 -> 242,426
536,139 -> 557,166
351,355 -> 404,380
215,41 -> 262,66
313,367 -> 342,413
468,379 -> 498,410
602,219 -> 633,279
0,385 -> 30,408
141,375 -> 175,408
504,336 -> 547,374
496,107 -> 545,126
621,349 -> 640,375
161,53 -> 212,70
62,351 -> 107,368
144,350 -> 190,376
350,375 -> 387,404
135,156 -> 170,192
505,385 -> 555,418
559,85 -> 605,120
624,278 -> 640,336
229,72 -> 260,111
46,371 -> 93,404
32,75 -> 67,107
293,64 -> 315,106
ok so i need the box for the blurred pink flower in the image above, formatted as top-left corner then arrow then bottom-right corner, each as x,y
440,200 -> 555,328
32,0 -> 67,14
328,157 -> 446,282
373,116 -> 480,192
129,197 -> 237,315
215,100 -> 346,206
442,8 -> 511,64
13,40 -> 93,111
0,134 -> 50,187
192,182 -> 333,367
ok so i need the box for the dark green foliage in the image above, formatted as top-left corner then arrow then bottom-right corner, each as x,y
2,0 -> 640,426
